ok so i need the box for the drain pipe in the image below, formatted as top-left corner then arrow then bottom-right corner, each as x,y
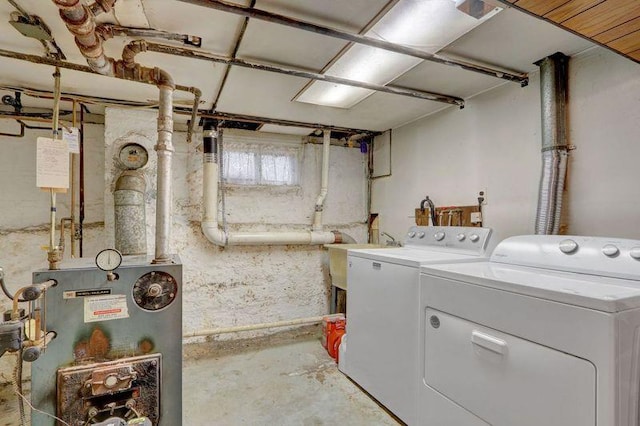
534,52 -> 570,235
201,124 -> 341,246
52,0 -> 176,262
312,130 -> 330,231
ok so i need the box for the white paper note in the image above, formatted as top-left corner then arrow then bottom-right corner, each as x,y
63,127 -> 80,154
36,137 -> 69,189
84,294 -> 129,323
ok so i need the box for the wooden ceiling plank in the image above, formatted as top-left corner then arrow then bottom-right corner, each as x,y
608,29 -> 640,53
594,16 -> 640,43
628,48 -> 640,61
545,0 -> 604,23
563,0 -> 640,37
514,0 -> 573,16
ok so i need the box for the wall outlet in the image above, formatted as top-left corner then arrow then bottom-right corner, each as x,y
471,211 -> 482,224
478,189 -> 487,205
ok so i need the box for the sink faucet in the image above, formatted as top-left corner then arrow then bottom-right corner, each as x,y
381,232 -> 401,247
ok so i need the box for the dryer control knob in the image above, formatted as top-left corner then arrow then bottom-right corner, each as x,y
434,232 -> 445,241
418,232 -> 426,239
559,239 -> 579,254
407,231 -> 416,238
469,234 -> 480,243
457,233 -> 466,242
602,244 -> 619,257
630,247 -> 640,260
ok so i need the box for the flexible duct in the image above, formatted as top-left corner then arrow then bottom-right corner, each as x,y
52,0 -> 176,262
201,124 -> 341,246
534,52 -> 570,235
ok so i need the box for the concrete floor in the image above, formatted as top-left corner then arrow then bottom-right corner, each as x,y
1,327 -> 400,425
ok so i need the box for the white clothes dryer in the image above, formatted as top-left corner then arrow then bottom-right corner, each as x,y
340,226 -> 492,425
419,235 -> 640,426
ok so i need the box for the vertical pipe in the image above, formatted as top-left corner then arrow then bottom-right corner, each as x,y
153,85 -> 175,263
313,130 -> 330,231
534,52 -> 570,235
79,104 -> 85,257
48,68 -> 62,269
70,100 -> 77,257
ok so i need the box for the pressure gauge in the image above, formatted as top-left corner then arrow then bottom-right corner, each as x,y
95,249 -> 123,272
118,143 -> 149,170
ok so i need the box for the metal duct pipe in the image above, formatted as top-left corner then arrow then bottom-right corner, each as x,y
201,124 -> 340,246
52,1 -> 177,263
313,130 -> 330,231
534,52 -> 570,235
114,171 -> 147,255
154,86 -> 175,262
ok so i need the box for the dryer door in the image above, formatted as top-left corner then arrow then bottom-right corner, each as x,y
424,309 -> 596,426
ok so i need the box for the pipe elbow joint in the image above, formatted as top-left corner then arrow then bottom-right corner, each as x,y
202,221 -> 227,246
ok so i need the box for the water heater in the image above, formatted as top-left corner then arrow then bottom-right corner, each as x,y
30,254 -> 182,425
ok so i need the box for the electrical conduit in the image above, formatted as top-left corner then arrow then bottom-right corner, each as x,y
201,124 -> 341,246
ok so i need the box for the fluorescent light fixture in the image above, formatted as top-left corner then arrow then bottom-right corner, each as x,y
295,0 -> 502,109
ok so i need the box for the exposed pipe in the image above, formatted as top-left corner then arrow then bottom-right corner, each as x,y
184,314 -> 344,338
51,0 -> 177,263
534,52 -> 570,235
176,0 -> 529,86
153,85 -> 175,262
70,100 -> 77,257
201,123 -> 341,246
48,67 -> 62,270
79,103 -> 85,256
139,41 -> 465,107
194,111 -> 377,136
313,130 -> 330,231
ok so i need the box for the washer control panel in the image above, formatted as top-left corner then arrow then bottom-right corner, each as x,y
404,226 -> 492,253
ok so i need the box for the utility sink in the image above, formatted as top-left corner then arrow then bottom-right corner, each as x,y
324,244 -> 383,290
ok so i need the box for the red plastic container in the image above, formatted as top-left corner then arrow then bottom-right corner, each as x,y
327,318 -> 346,360
321,314 -> 345,349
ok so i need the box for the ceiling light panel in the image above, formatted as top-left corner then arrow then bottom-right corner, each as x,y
295,0 -> 502,109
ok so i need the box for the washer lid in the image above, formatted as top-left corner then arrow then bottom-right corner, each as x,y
349,246 -> 485,267
421,262 -> 640,313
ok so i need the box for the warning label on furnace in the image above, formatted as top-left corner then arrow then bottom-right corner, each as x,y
84,294 -> 129,323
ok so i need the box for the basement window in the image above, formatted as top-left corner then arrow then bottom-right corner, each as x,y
222,143 -> 300,186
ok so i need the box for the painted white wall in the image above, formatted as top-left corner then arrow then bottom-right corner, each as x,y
104,108 -> 368,339
372,48 -> 640,247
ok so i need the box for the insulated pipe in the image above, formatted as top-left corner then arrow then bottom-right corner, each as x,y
201,124 -> 339,246
534,53 -> 570,235
184,314 -> 344,338
313,130 -> 330,231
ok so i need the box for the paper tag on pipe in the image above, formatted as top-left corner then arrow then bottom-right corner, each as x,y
36,137 -> 69,189
63,127 -> 80,154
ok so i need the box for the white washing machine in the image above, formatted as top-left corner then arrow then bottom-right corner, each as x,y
340,225 -> 492,425
419,235 -> 640,426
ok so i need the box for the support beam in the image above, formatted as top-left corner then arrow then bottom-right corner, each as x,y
177,0 -> 529,86
142,41 -> 464,107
